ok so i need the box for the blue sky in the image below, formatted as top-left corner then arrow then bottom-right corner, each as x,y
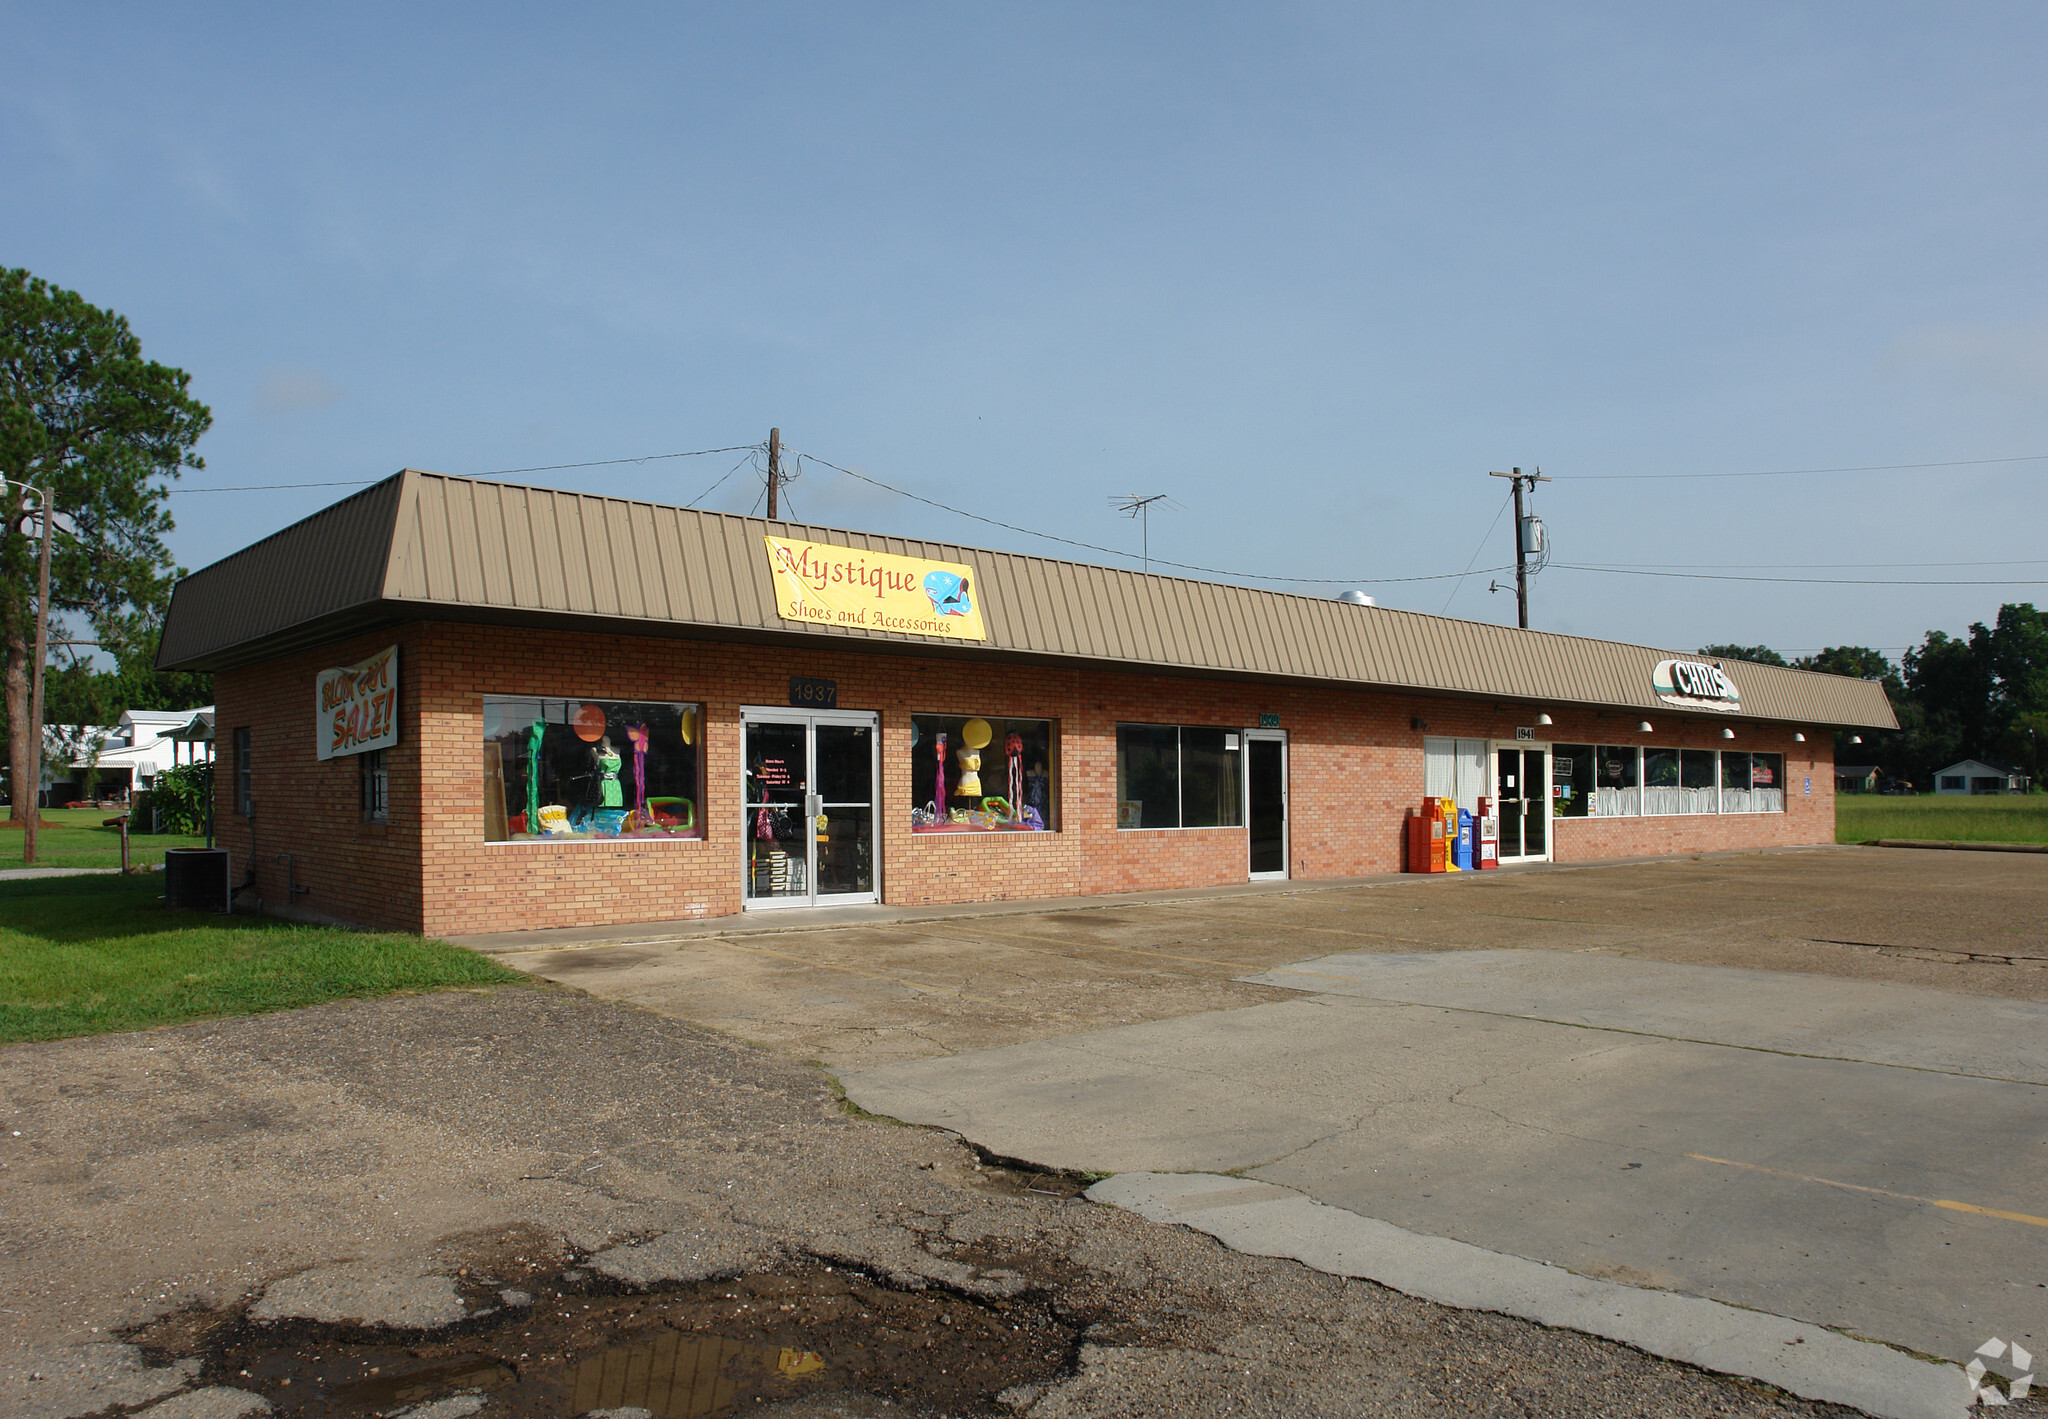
9,3 -> 2046,660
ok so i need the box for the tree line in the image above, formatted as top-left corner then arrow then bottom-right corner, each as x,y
1701,603 -> 2048,791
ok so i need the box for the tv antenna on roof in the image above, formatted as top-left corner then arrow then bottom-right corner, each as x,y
1111,493 -> 1179,573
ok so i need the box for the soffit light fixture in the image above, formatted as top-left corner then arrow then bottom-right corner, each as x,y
1535,713 -> 1554,725
1638,721 -> 1653,733
1794,732 -> 1806,742
1721,727 -> 1735,739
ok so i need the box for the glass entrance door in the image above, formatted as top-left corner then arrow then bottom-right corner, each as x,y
1245,730 -> 1288,879
1495,745 -> 1549,863
743,708 -> 878,908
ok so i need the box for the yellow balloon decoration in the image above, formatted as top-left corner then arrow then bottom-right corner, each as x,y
961,718 -> 993,749
680,707 -> 698,745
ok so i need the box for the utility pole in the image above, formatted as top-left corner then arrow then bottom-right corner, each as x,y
1488,467 -> 1549,630
765,428 -> 781,521
23,484 -> 53,865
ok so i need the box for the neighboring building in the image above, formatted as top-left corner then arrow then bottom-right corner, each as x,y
45,707 -> 216,803
1933,760 -> 2031,795
156,470 -> 1897,936
1834,765 -> 1881,794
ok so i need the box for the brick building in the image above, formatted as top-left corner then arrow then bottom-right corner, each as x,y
156,471 -> 1897,936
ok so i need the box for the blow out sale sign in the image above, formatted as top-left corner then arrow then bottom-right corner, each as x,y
316,645 -> 399,760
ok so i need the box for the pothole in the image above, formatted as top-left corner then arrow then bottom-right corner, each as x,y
123,1255 -> 1080,1417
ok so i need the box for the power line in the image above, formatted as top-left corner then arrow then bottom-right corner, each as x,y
789,448 -> 1506,586
470,444 -> 760,477
170,443 -> 762,494
682,449 -> 761,509
1552,563 -> 2048,587
1553,453 -> 2048,481
174,479 -> 378,493
1573,557 -> 2048,571
1440,489 -> 1514,614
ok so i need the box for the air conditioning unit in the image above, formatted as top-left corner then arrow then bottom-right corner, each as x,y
164,847 -> 231,913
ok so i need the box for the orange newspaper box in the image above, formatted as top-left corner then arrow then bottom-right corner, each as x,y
1406,801 -> 1449,872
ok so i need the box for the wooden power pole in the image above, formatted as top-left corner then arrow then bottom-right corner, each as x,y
1488,467 -> 1550,630
766,428 -> 781,521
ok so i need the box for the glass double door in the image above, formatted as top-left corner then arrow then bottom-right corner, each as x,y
1495,745 -> 1549,863
742,708 -> 878,908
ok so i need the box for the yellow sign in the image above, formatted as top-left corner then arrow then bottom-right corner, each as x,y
763,536 -> 987,641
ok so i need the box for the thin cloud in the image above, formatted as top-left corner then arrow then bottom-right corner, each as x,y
255,366 -> 345,415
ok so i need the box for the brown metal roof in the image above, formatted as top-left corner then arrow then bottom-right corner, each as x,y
158,468 -> 1899,728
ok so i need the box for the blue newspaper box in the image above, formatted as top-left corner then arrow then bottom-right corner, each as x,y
1454,808 -> 1474,871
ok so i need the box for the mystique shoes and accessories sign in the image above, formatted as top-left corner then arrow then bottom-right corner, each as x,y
763,536 -> 989,642
316,645 -> 399,759
1652,658 -> 1744,713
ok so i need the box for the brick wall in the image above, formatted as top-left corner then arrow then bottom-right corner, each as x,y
211,622 -> 1838,935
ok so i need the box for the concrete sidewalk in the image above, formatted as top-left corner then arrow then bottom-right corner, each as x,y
451,843 -> 1853,956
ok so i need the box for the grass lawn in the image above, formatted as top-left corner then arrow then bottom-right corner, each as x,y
0,806 -> 207,870
0,872 -> 523,1045
1836,793 -> 2048,845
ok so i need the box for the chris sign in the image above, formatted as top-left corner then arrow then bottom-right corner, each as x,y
316,645 -> 399,760
1652,658 -> 1742,713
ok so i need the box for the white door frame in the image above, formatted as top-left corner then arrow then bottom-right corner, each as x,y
740,705 -> 881,909
1243,727 -> 1289,881
1491,739 -> 1553,864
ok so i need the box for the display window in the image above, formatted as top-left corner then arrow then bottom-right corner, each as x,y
908,714 -> 1055,832
1720,752 -> 1785,813
1116,724 -> 1243,829
1552,745 -> 1594,817
482,696 -> 704,842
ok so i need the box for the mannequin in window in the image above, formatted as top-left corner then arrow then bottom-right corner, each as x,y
592,735 -> 624,808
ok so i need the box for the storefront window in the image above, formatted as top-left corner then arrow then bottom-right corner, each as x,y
1595,745 -> 1640,816
908,714 -> 1055,831
1116,725 -> 1243,829
482,696 -> 703,842
1721,752 -> 1785,813
1552,745 -> 1594,817
1642,748 -> 1680,815
1678,749 -> 1718,814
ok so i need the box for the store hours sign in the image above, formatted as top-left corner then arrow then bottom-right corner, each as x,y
317,646 -> 399,760
1652,658 -> 1743,713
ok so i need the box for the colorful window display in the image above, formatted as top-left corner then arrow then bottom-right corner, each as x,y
908,714 -> 1054,831
482,696 -> 703,842
1116,724 -> 1242,829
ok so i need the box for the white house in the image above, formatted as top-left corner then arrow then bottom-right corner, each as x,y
1932,759 -> 2030,795
46,706 -> 214,803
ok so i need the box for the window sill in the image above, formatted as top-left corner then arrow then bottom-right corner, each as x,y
483,834 -> 707,847
1115,825 -> 1246,833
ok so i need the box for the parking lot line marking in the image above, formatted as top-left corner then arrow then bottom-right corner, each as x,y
1684,1152 -> 2048,1228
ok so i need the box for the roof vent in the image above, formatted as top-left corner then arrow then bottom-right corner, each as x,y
1336,589 -> 1376,606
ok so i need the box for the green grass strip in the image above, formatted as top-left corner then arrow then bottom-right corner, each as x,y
1835,794 -> 2048,846
0,873 -> 523,1046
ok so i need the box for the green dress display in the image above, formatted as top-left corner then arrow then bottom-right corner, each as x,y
596,746 -> 623,807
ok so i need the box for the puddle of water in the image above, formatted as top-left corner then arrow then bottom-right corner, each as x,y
129,1255 -> 1074,1418
565,1330 -> 824,1417
330,1356 -> 516,1408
